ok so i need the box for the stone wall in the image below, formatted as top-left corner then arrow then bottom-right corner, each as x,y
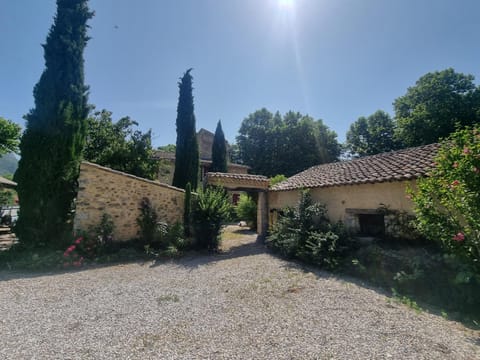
74,162 -> 185,242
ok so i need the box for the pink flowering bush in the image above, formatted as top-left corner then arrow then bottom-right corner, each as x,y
409,126 -> 480,275
63,237 -> 85,268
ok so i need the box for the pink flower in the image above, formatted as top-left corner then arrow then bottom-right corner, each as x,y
463,147 -> 471,155
63,252 -> 69,257
453,232 -> 465,242
453,162 -> 459,168
67,245 -> 76,252
74,237 -> 83,245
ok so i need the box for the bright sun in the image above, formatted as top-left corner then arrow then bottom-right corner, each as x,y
278,0 -> 295,9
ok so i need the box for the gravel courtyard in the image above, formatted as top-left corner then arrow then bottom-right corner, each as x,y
1,226 -> 479,359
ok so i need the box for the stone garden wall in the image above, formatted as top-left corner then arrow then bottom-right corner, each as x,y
74,162 -> 185,241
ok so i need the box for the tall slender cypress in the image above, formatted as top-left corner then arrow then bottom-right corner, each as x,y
172,69 -> 199,189
211,120 -> 228,173
15,0 -> 93,248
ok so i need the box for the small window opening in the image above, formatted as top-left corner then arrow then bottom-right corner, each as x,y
358,214 -> 385,237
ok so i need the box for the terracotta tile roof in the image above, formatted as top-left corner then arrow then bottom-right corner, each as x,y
152,150 -> 175,160
207,172 -> 269,182
271,143 -> 441,191
0,176 -> 16,188
207,172 -> 270,190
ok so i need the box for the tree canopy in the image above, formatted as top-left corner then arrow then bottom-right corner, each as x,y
15,0 -> 93,248
172,69 -> 199,189
236,109 -> 340,177
346,110 -> 399,157
83,109 -> 159,180
394,68 -> 480,147
0,117 -> 21,155
211,120 -> 227,173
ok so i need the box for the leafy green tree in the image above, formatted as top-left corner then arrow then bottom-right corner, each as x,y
211,120 -> 227,173
346,110 -> 399,157
0,117 -> 21,155
84,109 -> 159,180
269,174 -> 287,186
228,143 -> 242,164
15,0 -> 93,248
410,126 -> 480,275
157,144 -> 176,152
236,108 -> 275,176
394,68 -> 480,147
236,109 -> 340,177
236,194 -> 257,230
172,69 -> 199,189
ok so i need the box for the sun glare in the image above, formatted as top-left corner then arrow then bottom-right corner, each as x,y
278,0 -> 295,9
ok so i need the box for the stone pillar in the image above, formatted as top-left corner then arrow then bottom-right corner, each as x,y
257,191 -> 268,238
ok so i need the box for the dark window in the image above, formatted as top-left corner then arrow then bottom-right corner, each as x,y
358,214 -> 385,237
232,193 -> 240,206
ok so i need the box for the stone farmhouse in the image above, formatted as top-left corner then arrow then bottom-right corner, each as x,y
268,143 -> 440,237
154,128 -> 249,185
74,142 -> 441,241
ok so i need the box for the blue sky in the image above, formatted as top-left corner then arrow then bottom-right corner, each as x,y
1,0 -> 479,147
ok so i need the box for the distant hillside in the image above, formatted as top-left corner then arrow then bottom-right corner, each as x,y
0,153 -> 18,176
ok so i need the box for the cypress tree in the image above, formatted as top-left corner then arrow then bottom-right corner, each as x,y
172,69 -> 199,189
211,120 -> 228,173
14,0 -> 93,248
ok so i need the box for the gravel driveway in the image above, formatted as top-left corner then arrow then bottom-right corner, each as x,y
1,226 -> 479,359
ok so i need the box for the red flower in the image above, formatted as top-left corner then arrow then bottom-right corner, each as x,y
450,180 -> 460,187
453,232 -> 465,242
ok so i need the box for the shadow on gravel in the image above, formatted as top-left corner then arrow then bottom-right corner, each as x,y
150,236 -> 267,270
279,259 -> 480,331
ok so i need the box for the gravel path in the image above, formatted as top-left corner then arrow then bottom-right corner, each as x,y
0,226 -> 479,359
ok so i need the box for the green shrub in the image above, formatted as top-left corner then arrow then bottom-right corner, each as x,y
136,197 -> 189,255
269,174 -> 287,187
377,204 -> 424,244
137,197 -> 158,245
91,213 -> 115,250
344,243 -> 480,319
409,126 -> 480,276
0,189 -> 15,206
267,190 -> 351,269
236,194 -> 257,229
192,186 -> 233,251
